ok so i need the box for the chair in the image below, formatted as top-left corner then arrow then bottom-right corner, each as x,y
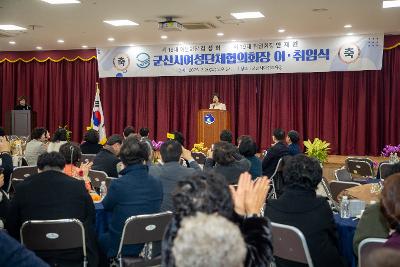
6,166 -> 38,192
267,158 -> 284,199
117,211 -> 173,267
10,178 -> 24,192
271,222 -> 314,267
334,168 -> 353,182
379,162 -> 393,180
191,152 -> 207,165
329,180 -> 360,202
345,157 -> 375,180
321,177 -> 340,210
358,238 -> 387,267
20,219 -> 88,267
88,170 -> 108,189
81,154 -> 96,163
106,176 -> 117,188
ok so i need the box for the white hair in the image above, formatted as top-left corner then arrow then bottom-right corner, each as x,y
172,212 -> 246,267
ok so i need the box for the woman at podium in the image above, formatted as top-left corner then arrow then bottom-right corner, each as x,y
209,93 -> 226,110
14,96 -> 31,110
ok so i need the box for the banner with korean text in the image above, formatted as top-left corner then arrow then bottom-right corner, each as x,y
96,34 -> 383,77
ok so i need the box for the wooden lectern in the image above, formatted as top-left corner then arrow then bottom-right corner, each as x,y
6,110 -> 35,136
197,109 -> 230,149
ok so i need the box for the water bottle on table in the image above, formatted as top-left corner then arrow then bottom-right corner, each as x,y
340,196 -> 350,218
99,181 -> 107,199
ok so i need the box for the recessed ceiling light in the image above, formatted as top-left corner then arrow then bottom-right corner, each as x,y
103,20 -> 139,26
231,39 -> 237,42
128,44 -> 135,47
0,25 -> 27,31
287,36 -> 293,39
36,46 -> 43,50
347,32 -> 354,36
344,24 -> 352,28
57,39 -> 64,43
41,0 -> 80,4
81,45 -> 88,48
383,0 -> 400,8
278,29 -> 286,33
107,37 -> 115,41
231,12 -> 265,19
217,32 -> 224,36
161,35 -> 168,39
9,41 -> 16,45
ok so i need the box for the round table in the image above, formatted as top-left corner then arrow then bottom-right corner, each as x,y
338,183 -> 381,203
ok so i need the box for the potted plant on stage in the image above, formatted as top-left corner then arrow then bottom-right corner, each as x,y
304,138 -> 331,165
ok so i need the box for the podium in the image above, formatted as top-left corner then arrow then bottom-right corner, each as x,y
197,109 -> 230,149
6,110 -> 35,136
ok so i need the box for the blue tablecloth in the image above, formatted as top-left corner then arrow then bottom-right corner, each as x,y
334,214 -> 358,267
95,202 -> 109,235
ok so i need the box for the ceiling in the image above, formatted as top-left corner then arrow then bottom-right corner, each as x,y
0,0 -> 399,51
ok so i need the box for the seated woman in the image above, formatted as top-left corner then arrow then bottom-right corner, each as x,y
99,136 -> 163,258
25,127 -> 49,166
238,136 -> 262,179
286,130 -> 302,156
47,128 -> 68,153
265,154 -> 345,267
80,129 -> 103,155
381,173 -> 400,249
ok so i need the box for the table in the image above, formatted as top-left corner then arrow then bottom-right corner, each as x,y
334,214 -> 358,267
339,183 -> 381,203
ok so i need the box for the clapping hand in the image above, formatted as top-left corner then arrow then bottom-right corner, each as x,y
80,161 -> 93,179
181,147 -> 194,161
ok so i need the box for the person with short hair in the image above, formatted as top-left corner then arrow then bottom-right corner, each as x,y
14,96 -> 31,110
149,140 -> 200,212
286,130 -> 301,156
123,126 -> 135,139
80,129 -> 103,154
209,93 -> 226,110
381,173 -> 400,250
92,134 -> 122,177
25,127 -> 49,166
262,128 -> 289,178
47,128 -> 68,153
99,136 -> 163,258
6,152 -> 99,266
172,213 -> 247,267
239,136 -> 262,179
171,131 -> 185,146
265,154 -> 345,267
220,129 -> 233,143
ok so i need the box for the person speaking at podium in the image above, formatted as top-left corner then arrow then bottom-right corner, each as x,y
209,93 -> 226,110
14,96 -> 31,110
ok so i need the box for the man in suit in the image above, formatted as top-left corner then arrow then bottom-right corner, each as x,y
92,134 -> 122,177
262,128 -> 289,178
6,152 -> 99,267
149,140 -> 201,212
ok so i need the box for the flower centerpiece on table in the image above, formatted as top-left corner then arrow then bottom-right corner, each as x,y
303,138 -> 330,164
381,144 -> 400,163
191,142 -> 208,154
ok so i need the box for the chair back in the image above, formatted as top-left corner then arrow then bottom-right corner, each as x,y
191,152 -> 207,165
20,219 -> 87,266
379,162 -> 393,180
268,158 -> 284,199
88,170 -> 108,189
81,154 -> 96,163
7,166 -> 38,192
335,168 -> 352,182
345,158 -> 374,179
321,177 -> 340,210
358,238 -> 387,267
11,178 -> 24,192
329,180 -> 360,202
105,176 -> 117,188
271,222 -> 314,267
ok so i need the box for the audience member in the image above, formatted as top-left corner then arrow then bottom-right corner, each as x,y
80,129 -> 103,154
0,136 -> 13,191
262,128 -> 289,177
365,248 -> 400,267
238,136 -> 262,179
205,141 -> 250,184
0,173 -> 9,227
99,137 -> 163,258
123,126 -> 135,139
6,152 -> 99,266
139,127 -> 154,161
265,154 -> 345,267
172,213 -> 247,267
92,134 -> 122,177
149,140 -> 200,212
47,128 -> 68,153
286,130 -> 301,156
381,173 -> 400,249
25,127 -> 49,165
220,129 -> 233,143
162,172 -> 274,267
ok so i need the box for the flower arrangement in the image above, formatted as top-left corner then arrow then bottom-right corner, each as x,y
303,138 -> 330,164
381,144 -> 400,157
151,140 -> 164,151
191,142 -> 208,154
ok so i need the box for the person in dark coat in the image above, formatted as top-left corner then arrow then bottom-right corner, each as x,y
265,154 -> 345,267
238,136 -> 262,179
262,128 -> 289,178
92,134 -> 122,177
99,137 -> 163,258
80,129 -> 103,155
5,152 -> 99,267
286,130 -> 302,156
204,141 -> 250,185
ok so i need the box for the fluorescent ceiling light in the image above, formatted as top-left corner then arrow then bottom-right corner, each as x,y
344,24 -> 352,28
9,41 -> 16,44
383,0 -> 400,8
217,32 -> 224,36
347,32 -> 354,36
107,37 -> 115,41
0,25 -> 27,31
230,12 -> 265,19
81,45 -> 88,48
41,0 -> 80,4
36,46 -> 43,50
278,29 -> 285,33
57,39 -> 64,43
287,36 -> 293,39
103,20 -> 139,26
161,35 -> 168,39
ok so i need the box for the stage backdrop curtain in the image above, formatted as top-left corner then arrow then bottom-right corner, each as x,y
0,45 -> 399,155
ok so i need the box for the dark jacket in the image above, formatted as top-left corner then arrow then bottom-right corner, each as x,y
265,187 -> 345,267
5,170 -> 99,267
0,152 -> 13,191
14,104 -> 31,110
262,142 -> 289,177
80,142 -> 103,155
149,161 -> 201,212
205,158 -> 250,184
162,212 -> 274,267
99,164 -> 163,258
288,143 -> 302,156
246,156 -> 262,179
92,148 -> 120,177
